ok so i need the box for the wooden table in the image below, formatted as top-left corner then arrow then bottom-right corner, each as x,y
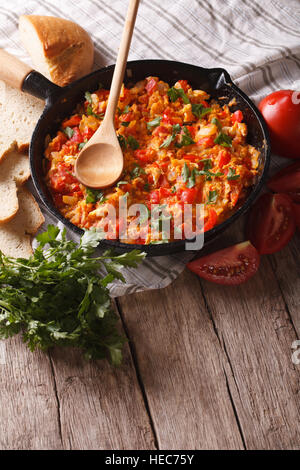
0,217 -> 299,450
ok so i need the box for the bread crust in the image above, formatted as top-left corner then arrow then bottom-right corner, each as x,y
19,15 -> 94,87
0,142 -> 31,224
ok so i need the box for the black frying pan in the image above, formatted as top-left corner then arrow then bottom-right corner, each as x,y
1,53 -> 270,256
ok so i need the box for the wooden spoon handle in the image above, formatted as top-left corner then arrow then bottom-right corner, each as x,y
104,0 -> 140,123
0,49 -> 32,90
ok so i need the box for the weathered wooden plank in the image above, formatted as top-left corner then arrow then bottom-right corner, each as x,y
0,336 -> 63,450
118,269 -> 245,450
49,336 -> 156,450
198,252 -> 300,449
268,233 -> 300,335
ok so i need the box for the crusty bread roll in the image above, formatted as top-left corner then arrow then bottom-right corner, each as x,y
19,15 -> 94,87
0,80 -> 44,156
0,186 -> 45,259
0,142 -> 31,224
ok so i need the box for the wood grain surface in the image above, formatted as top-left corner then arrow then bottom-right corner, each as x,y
0,223 -> 299,450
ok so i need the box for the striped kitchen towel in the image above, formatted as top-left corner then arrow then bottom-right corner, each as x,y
0,0 -> 299,296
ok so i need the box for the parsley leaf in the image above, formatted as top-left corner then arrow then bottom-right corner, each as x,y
168,87 -> 190,104
127,135 -> 139,150
131,165 -> 145,178
86,188 -> 106,204
121,121 -> 130,127
0,225 -> 146,364
176,126 -> 195,148
182,162 -> 190,182
227,167 -> 240,180
64,127 -> 74,139
159,124 -> 181,149
147,116 -> 162,130
118,135 -> 127,150
192,103 -> 212,119
214,132 -> 232,147
211,117 -> 222,130
85,91 -> 92,104
206,190 -> 218,204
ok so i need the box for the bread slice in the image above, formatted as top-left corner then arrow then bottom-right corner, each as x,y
0,80 -> 44,156
0,186 -> 44,258
19,15 -> 94,87
0,142 -> 31,224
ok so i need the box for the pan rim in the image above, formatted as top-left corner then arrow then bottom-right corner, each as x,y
29,59 -> 270,256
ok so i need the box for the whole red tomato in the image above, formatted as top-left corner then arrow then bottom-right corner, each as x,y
259,90 -> 300,159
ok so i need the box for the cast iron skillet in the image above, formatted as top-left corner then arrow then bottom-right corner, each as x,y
21,60 -> 270,256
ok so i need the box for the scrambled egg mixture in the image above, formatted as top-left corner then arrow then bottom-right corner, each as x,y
45,77 -> 259,244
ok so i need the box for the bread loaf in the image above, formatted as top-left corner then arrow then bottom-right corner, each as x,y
19,15 -> 94,87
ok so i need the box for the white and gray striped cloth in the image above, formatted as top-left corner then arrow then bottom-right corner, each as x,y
0,0 -> 299,296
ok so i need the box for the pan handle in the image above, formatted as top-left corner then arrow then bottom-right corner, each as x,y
0,48 -> 61,102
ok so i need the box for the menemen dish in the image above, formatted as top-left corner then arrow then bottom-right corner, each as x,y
44,77 -> 259,244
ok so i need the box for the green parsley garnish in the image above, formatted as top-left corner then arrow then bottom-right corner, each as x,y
168,87 -> 190,104
147,116 -> 162,130
144,182 -> 150,191
85,91 -> 92,104
131,165 -> 145,178
214,132 -> 232,147
86,188 -> 106,204
227,168 -> 240,180
117,181 -> 128,187
78,141 -> 87,150
87,105 -> 104,119
159,124 -> 181,149
176,126 -> 195,148
127,135 -> 139,150
211,117 -> 222,130
0,225 -> 146,364
118,135 -> 127,150
191,103 -> 212,119
121,121 -> 130,127
206,190 -> 218,204
63,127 -> 74,139
182,162 -> 190,183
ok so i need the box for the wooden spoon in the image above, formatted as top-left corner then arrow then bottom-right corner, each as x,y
75,0 -> 140,188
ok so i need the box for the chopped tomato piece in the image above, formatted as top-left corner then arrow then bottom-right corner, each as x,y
120,112 -> 133,122
197,137 -> 214,148
231,110 -> 244,123
162,107 -> 175,125
247,193 -> 296,254
183,154 -> 198,162
82,127 -> 95,140
200,100 -> 209,108
120,87 -> 130,102
134,149 -> 152,163
62,115 -> 82,128
150,190 -> 160,204
153,125 -> 169,136
70,127 -> 84,144
180,188 -> 198,204
186,125 -> 196,138
204,208 -> 218,231
187,241 -> 260,285
145,78 -> 158,95
160,187 -> 171,198
218,150 -> 231,168
178,80 -> 189,92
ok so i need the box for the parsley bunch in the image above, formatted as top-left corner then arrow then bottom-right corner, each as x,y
0,226 -> 146,365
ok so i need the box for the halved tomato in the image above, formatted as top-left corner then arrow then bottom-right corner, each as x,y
267,162 -> 300,202
187,241 -> 260,285
247,193 -> 296,254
